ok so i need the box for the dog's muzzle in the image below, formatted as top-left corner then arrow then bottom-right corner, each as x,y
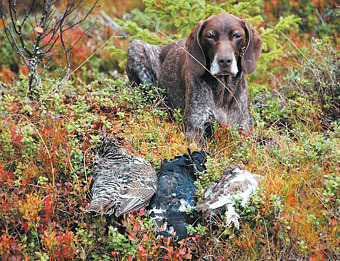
210,52 -> 238,77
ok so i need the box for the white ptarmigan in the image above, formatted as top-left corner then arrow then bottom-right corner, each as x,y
86,136 -> 158,217
196,166 -> 262,229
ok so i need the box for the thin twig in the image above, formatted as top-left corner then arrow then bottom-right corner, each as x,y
277,30 -> 316,69
71,33 -> 120,75
302,177 -> 339,221
262,217 -> 272,257
83,146 -> 92,192
14,113 -> 55,187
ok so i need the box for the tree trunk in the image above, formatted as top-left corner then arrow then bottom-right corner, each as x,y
28,57 -> 40,97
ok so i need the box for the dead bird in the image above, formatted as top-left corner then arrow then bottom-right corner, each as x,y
148,150 -> 207,240
196,165 -> 262,229
86,136 -> 158,217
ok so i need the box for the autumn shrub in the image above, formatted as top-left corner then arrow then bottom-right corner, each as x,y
253,39 -> 340,132
0,10 -> 118,90
0,69 -> 188,259
0,77 -> 97,259
1,69 -> 339,259
262,0 -> 339,44
0,1 -> 340,260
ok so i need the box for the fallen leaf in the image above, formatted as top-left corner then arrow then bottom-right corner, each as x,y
35,27 -> 44,33
0,20 -> 8,29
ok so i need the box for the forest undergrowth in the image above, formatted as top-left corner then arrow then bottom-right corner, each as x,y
0,0 -> 339,260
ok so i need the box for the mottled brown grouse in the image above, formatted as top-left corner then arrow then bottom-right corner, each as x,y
86,136 -> 158,217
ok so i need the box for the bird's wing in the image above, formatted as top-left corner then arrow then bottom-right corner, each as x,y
85,198 -> 118,216
116,187 -> 156,216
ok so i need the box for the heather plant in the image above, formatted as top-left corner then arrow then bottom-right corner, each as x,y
262,0 -> 339,44
253,39 -> 340,132
0,1 -> 340,260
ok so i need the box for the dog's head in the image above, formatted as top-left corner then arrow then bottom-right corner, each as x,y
186,13 -> 262,77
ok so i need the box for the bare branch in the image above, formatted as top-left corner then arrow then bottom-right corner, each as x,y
63,0 -> 99,32
314,8 -> 335,38
21,0 -> 35,29
0,0 -> 99,96
57,14 -> 71,89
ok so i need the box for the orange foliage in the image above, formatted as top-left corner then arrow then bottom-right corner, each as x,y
43,230 -> 77,260
19,65 -> 29,75
94,0 -> 143,17
0,19 -> 7,29
0,234 -> 23,259
289,0 -> 299,8
271,0 -> 280,8
286,192 -> 297,207
0,67 -> 15,84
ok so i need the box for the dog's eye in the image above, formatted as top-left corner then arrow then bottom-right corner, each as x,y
205,31 -> 215,39
233,32 -> 242,39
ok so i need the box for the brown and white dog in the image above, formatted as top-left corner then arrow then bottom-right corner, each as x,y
126,13 -> 262,144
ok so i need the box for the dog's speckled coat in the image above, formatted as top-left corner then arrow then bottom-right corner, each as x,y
126,14 -> 262,144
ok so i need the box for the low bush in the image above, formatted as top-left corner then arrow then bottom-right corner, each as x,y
253,39 -> 340,132
0,1 -> 339,260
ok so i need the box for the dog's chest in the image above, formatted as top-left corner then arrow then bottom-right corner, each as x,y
200,76 -> 241,124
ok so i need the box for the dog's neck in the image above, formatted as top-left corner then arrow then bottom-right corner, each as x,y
201,72 -> 244,106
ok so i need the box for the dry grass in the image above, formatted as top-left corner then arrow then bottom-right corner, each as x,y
0,2 -> 339,258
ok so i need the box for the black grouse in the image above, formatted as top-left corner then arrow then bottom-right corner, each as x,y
148,150 -> 207,240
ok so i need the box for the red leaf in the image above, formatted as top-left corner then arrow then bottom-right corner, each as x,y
128,233 -> 135,242
133,223 -> 138,232
139,207 -> 145,216
179,248 -> 186,256
143,233 -> 149,242
22,221 -> 29,232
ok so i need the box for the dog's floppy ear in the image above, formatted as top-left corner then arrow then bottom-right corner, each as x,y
185,20 -> 206,76
241,20 -> 262,74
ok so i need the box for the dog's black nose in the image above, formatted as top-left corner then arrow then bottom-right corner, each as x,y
218,54 -> 233,66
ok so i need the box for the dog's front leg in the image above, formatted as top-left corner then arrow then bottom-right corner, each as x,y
184,123 -> 205,145
183,95 -> 213,146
